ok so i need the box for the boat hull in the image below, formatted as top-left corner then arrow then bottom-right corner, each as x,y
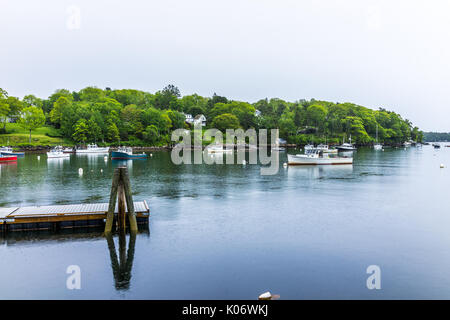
47,153 -> 70,158
111,151 -> 147,160
0,155 -> 17,162
76,148 -> 109,154
287,154 -> 353,165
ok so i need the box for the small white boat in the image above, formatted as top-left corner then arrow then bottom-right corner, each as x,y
304,144 -> 315,151
316,144 -> 338,154
337,135 -> 357,151
76,144 -> 110,154
47,146 -> 70,158
288,149 -> 353,165
272,147 -> 286,151
374,125 -> 383,150
206,144 -> 233,154
63,147 -> 74,153
403,141 -> 412,147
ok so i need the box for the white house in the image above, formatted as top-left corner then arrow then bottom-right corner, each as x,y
193,114 -> 206,126
255,109 -> 262,117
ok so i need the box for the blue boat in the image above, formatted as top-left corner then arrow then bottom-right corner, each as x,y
111,147 -> 148,160
0,146 -> 25,156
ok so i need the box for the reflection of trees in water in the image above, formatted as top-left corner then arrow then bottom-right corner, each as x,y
106,231 -> 136,290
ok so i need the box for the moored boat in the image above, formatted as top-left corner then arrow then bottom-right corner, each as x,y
76,144 -> 110,154
0,146 -> 25,156
111,146 -> 147,159
47,146 -> 70,158
206,144 -> 233,154
316,144 -> 338,153
433,143 -> 441,149
0,154 -> 18,162
287,149 -> 353,165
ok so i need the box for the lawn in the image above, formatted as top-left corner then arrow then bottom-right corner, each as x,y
0,123 -> 72,146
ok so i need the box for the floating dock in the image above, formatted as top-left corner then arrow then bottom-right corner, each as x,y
0,201 -> 150,233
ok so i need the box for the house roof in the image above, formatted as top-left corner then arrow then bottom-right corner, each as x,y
194,114 -> 205,120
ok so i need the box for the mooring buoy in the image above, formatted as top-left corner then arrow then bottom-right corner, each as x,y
78,168 -> 83,176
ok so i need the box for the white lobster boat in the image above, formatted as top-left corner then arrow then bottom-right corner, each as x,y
288,149 -> 353,165
47,146 -> 70,158
76,144 -> 110,154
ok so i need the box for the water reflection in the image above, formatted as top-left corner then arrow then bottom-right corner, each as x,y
106,231 -> 137,290
287,164 -> 353,179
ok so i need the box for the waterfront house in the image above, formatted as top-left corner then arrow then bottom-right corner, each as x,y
193,114 -> 206,126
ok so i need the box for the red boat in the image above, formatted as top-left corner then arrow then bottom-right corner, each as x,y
0,155 -> 17,162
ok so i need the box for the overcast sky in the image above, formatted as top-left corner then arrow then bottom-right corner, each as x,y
1,0 -> 449,131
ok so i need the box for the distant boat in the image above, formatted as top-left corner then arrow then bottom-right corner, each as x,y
316,144 -> 338,154
287,149 -> 353,165
403,141 -> 412,147
336,135 -> 357,151
47,146 -> 70,158
62,147 -> 75,153
111,146 -> 147,160
433,143 -> 441,149
0,154 -> 17,162
304,144 -> 315,151
206,144 -> 233,154
374,125 -> 383,150
0,146 -> 25,156
272,147 -> 286,151
76,144 -> 110,154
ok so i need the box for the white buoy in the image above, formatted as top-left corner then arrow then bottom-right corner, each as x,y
150,153 -> 153,157
440,164 -> 445,168
78,168 -> 83,176
100,169 -> 103,173
283,162 -> 288,167
37,156 -> 40,160
104,156 -> 108,161
258,292 -> 272,300
242,160 -> 246,165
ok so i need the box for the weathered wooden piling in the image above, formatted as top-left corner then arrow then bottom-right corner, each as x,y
104,166 -> 138,233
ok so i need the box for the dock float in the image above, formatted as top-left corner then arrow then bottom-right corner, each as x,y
0,201 -> 149,233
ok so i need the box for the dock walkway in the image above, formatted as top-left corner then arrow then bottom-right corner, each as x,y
0,201 -> 150,232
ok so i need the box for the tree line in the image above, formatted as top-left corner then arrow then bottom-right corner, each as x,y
0,85 -> 422,146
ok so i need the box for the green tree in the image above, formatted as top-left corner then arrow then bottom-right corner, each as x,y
18,106 -> 46,143
72,119 -> 89,142
143,125 -> 159,144
211,113 -> 240,132
107,121 -> 120,142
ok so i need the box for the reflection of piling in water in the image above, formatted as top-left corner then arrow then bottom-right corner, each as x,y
106,231 -> 136,290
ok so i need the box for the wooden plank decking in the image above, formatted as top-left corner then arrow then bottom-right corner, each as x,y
0,201 -> 150,232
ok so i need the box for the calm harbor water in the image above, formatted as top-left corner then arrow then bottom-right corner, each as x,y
0,145 -> 450,299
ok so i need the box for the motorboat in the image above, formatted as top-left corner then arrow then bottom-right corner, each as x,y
206,144 -> 233,154
47,146 -> 70,158
0,146 -> 24,156
287,149 -> 353,165
111,146 -> 147,160
433,143 -> 441,149
336,135 -> 357,151
0,154 -> 17,162
76,144 -> 110,154
62,147 -> 75,153
316,144 -> 338,154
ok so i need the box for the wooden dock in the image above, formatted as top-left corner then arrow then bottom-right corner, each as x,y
0,201 -> 150,233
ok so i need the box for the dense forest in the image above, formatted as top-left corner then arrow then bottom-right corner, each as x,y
0,85 -> 423,146
423,132 -> 450,142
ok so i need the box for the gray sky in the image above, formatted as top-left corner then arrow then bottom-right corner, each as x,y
1,0 -> 449,131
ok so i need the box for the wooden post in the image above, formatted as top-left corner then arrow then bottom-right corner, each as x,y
104,168 -> 120,233
117,184 -> 126,231
120,167 -> 138,232
104,166 -> 138,233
